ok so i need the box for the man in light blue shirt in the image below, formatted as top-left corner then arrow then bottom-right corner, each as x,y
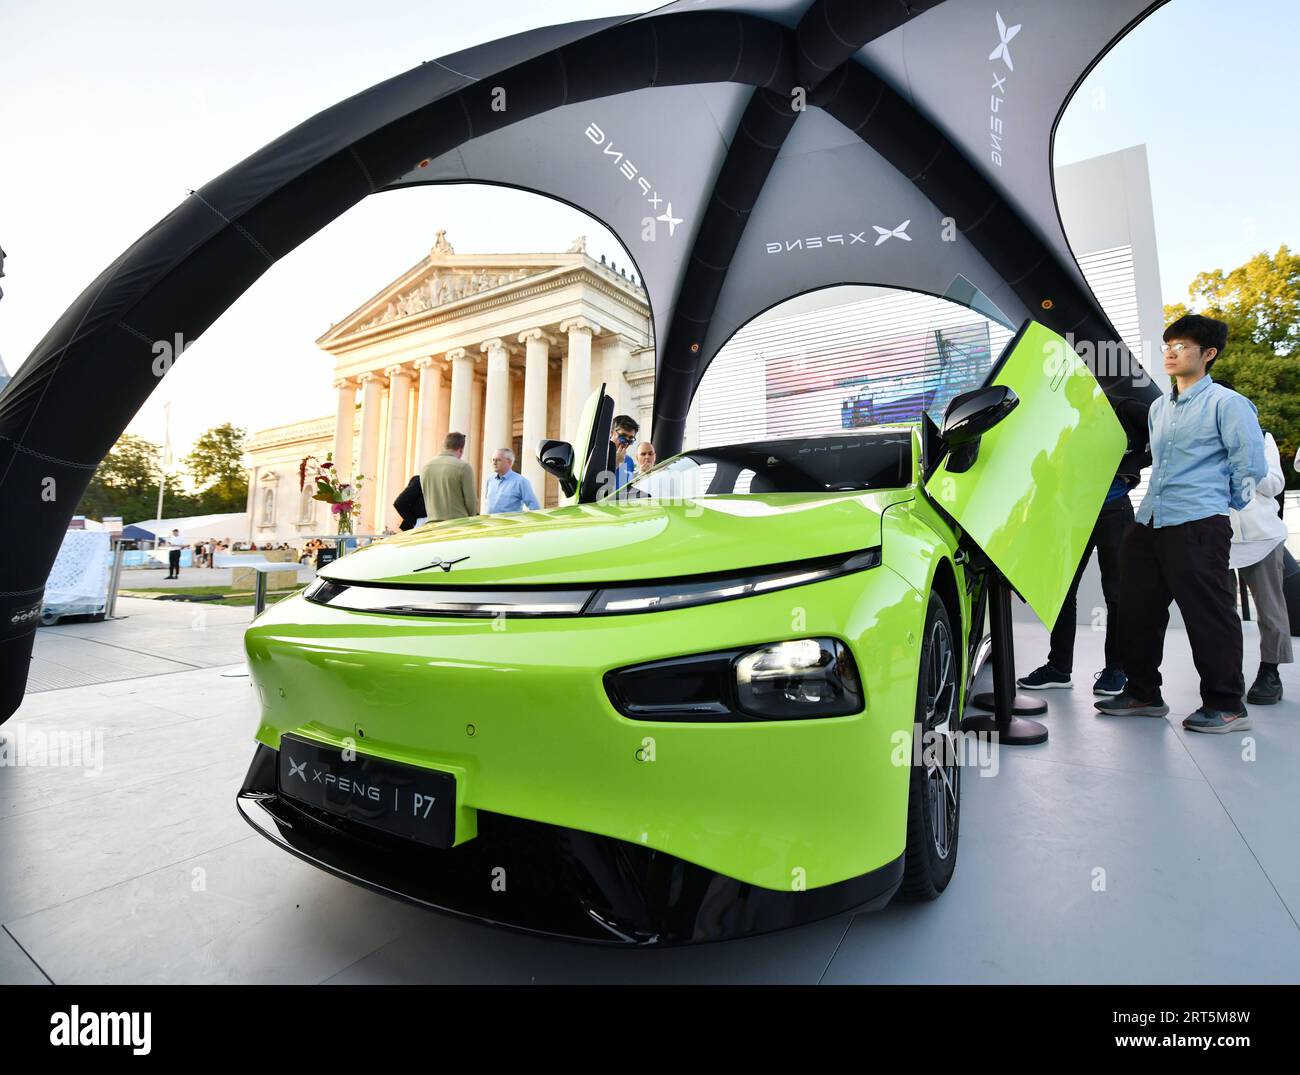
484,448 -> 540,514
1098,314 -> 1267,734
1134,372 -> 1266,530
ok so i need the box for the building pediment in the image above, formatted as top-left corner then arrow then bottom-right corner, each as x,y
318,232 -> 587,348
352,266 -> 542,331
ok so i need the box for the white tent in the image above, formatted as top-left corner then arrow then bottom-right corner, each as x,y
126,512 -> 248,544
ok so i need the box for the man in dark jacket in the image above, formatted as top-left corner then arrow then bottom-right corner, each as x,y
393,475 -> 426,531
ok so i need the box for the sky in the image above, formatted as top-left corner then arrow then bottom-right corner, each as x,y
1,0 -> 1297,458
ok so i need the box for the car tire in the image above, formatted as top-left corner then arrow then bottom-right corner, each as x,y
899,591 -> 961,900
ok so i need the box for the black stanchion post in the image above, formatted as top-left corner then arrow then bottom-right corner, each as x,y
960,573 -> 1048,744
254,570 -> 268,617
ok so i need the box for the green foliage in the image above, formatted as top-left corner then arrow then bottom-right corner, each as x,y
183,422 -> 248,512
1164,245 -> 1300,487
77,422 -> 248,523
76,433 -> 200,522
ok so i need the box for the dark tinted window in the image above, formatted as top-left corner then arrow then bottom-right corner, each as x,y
626,433 -> 912,497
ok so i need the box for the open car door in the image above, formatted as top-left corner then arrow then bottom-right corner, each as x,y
570,383 -> 615,504
924,320 -> 1128,628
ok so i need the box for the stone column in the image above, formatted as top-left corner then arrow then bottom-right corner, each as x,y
356,372 -> 384,533
479,337 -> 515,485
413,357 -> 443,469
560,317 -> 600,439
434,371 -> 451,453
470,375 -> 485,496
600,334 -> 636,418
446,347 -> 475,442
332,379 -> 356,481
383,365 -> 414,530
508,369 -> 520,445
517,328 -> 554,497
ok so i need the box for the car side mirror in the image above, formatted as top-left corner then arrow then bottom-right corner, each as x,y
941,385 -> 1018,446
939,385 -> 1018,472
538,439 -> 577,496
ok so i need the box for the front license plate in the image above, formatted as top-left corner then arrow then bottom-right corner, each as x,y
277,734 -> 455,849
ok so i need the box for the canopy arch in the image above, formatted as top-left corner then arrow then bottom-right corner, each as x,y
0,0 -> 1167,718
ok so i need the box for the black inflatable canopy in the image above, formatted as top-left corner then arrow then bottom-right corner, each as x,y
0,0 -> 1166,719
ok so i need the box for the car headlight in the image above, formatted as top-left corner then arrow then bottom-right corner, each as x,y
605,638 -> 863,722
734,638 -> 862,719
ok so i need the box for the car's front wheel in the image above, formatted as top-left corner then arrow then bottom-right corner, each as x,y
899,591 -> 961,900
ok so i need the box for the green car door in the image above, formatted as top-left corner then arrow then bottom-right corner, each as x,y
925,319 -> 1128,627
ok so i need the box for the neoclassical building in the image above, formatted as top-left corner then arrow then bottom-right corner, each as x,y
244,412 -> 360,544
245,231 -> 655,540
324,230 -> 654,530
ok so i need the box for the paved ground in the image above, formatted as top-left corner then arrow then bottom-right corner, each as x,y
2,598 -> 1298,983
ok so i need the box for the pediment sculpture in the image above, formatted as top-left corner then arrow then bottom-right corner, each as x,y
354,267 -> 536,330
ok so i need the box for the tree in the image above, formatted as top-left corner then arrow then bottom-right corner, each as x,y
77,433 -> 199,522
1164,245 -> 1300,487
183,422 -> 248,513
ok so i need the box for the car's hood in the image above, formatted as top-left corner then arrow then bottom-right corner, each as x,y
321,490 -> 910,586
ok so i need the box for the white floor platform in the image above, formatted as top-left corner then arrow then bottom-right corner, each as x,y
2,598 -> 1297,983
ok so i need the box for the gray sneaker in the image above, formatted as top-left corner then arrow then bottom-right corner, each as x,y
1182,707 -> 1251,734
1094,691 -> 1169,717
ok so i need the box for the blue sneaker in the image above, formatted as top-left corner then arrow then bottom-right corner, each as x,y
1093,668 -> 1127,696
1017,662 -> 1072,689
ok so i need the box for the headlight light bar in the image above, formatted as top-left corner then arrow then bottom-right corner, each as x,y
304,547 -> 880,619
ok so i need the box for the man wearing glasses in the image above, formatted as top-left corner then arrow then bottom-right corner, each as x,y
609,415 -> 641,489
1097,315 -> 1267,733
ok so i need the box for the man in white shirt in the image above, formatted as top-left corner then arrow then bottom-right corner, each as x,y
164,528 -> 184,579
1232,422 -> 1291,703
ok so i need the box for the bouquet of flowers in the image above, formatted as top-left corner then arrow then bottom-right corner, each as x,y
300,453 -> 364,535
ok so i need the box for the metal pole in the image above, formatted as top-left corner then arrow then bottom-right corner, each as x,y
960,573 -> 1048,745
155,400 -> 171,529
254,569 -> 269,615
104,541 -> 126,619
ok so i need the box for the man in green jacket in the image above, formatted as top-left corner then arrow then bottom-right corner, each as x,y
419,432 -> 477,521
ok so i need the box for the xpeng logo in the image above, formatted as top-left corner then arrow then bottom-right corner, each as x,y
872,220 -> 911,246
307,765 -> 382,801
583,122 -> 682,236
288,757 -> 307,781
988,10 -> 1021,70
415,555 -> 469,573
764,221 -> 911,255
986,11 -> 1022,167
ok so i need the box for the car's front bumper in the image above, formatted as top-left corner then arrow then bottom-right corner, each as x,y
243,565 -> 926,892
237,742 -> 902,945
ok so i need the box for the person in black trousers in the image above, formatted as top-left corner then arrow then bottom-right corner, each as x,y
1017,396 -> 1150,696
164,528 -> 183,579
1017,479 -> 1135,694
1097,315 -> 1268,733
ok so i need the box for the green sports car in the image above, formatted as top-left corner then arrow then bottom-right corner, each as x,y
237,320 -> 1125,944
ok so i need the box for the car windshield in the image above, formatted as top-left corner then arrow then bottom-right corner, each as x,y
623,431 -> 912,498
